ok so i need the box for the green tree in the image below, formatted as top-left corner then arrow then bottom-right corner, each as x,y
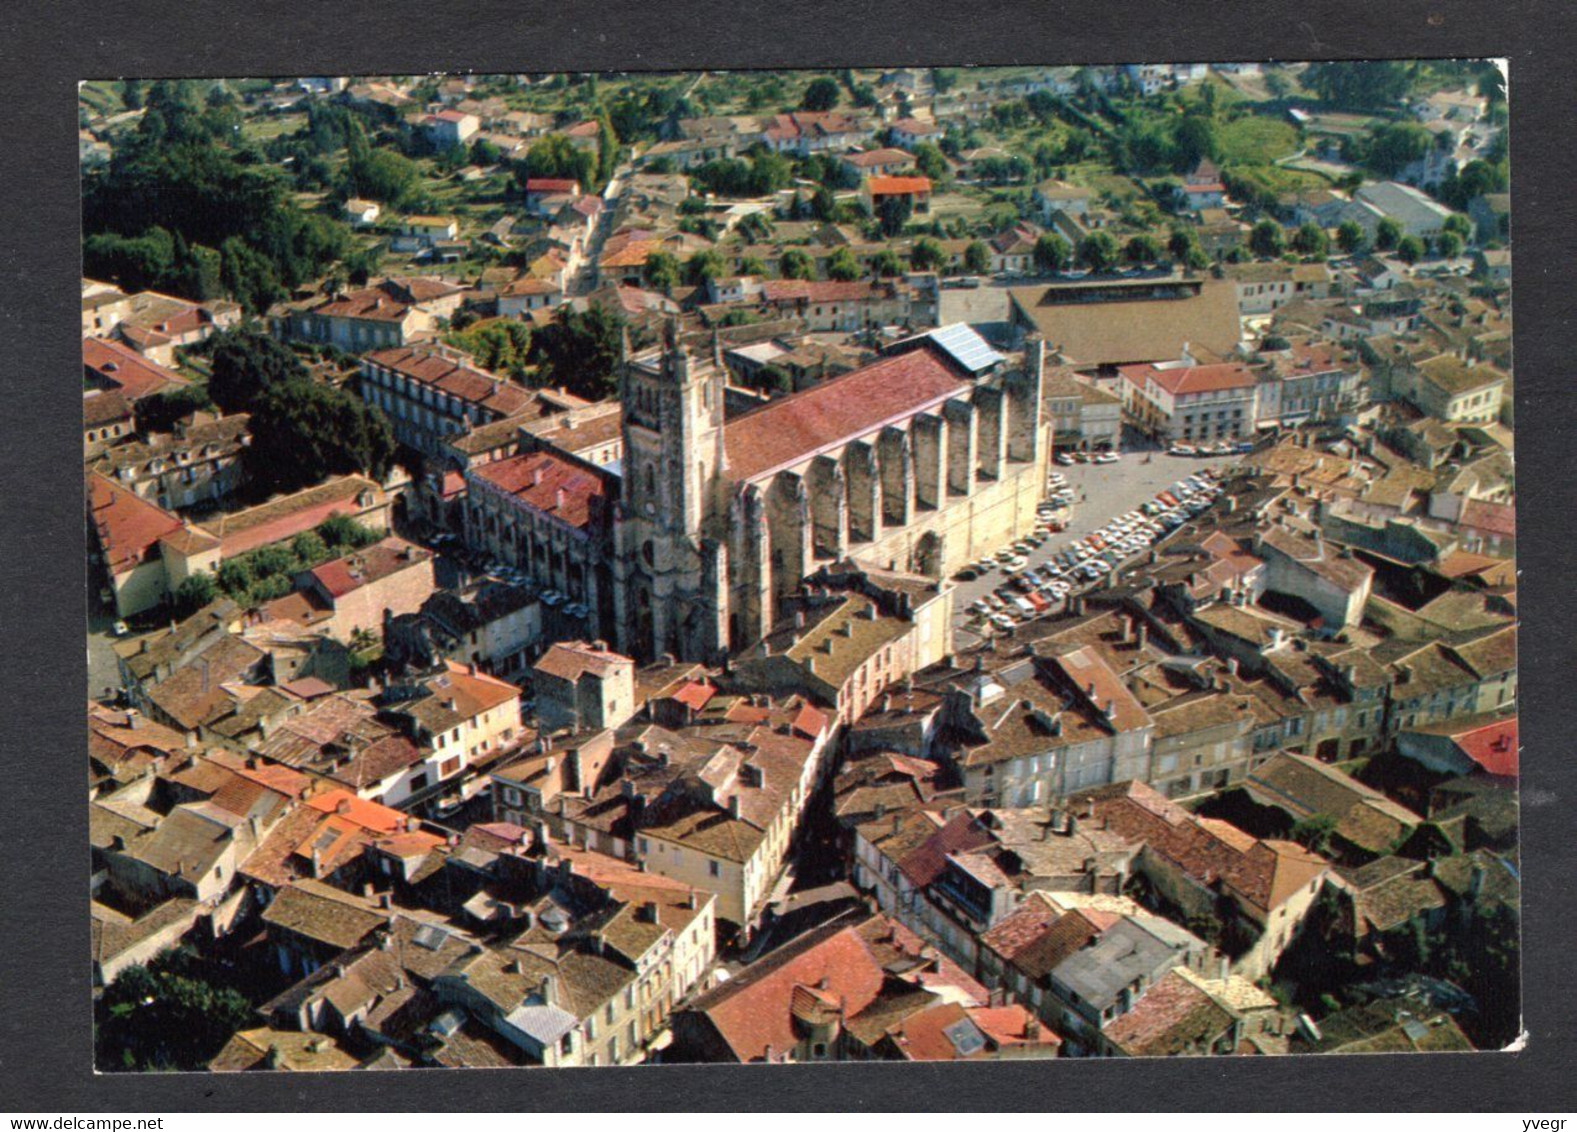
515,135 -> 596,193
596,113 -> 620,186
810,185 -> 837,222
910,238 -> 945,273
1172,115 -> 1217,171
1249,219 -> 1286,259
207,328 -> 308,413
758,363 -> 794,395
1125,233 -> 1163,265
913,142 -> 948,183
134,383 -> 215,435
739,255 -> 768,277
1301,61 -> 1411,110
1292,221 -> 1328,258
1375,217 -> 1402,251
291,531 -> 328,565
1362,122 -> 1432,178
1291,813 -> 1339,855
778,247 -> 816,280
1336,219 -> 1367,255
243,379 -> 396,494
645,250 -> 680,294
219,236 -> 285,316
877,192 -> 914,238
1077,230 -> 1119,272
319,513 -> 374,550
1435,230 -> 1464,259
1395,235 -> 1425,264
963,240 -> 993,275
684,249 -> 726,286
1034,233 -> 1071,273
526,305 -> 626,400
801,77 -> 841,112
826,247 -> 862,282
95,949 -> 256,1072
171,573 -> 218,618
872,249 -> 904,278
82,228 -> 177,293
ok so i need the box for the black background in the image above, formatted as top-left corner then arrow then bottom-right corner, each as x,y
3,0 -> 1572,1111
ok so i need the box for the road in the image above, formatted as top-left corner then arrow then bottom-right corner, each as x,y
87,607 -> 125,705
566,162 -> 630,297
949,433 -> 1234,641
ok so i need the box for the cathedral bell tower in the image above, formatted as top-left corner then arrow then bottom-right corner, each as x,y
616,319 -> 730,662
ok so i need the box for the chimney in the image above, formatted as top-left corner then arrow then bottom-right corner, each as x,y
639,901 -> 660,923
727,794 -> 740,818
554,488 -> 566,511
1025,1015 -> 1041,1040
1135,622 -> 1148,650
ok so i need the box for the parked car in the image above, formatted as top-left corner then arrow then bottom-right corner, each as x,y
1094,451 -> 1120,464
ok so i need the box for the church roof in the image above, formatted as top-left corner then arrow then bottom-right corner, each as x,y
723,348 -> 968,483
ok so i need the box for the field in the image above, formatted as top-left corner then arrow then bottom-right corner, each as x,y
240,111 -> 307,142
1215,114 -> 1302,166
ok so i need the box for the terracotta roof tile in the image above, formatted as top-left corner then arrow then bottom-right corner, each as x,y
471,450 -> 613,531
723,348 -> 967,482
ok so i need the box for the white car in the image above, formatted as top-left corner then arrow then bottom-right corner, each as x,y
1002,556 -> 1029,573
1094,451 -> 1120,464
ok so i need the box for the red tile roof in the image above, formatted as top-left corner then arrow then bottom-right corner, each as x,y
1077,781 -> 1327,919
1120,361 -> 1258,397
896,812 -> 994,887
723,348 -> 968,482
471,450 -> 613,531
684,915 -> 960,1062
84,388 -> 135,429
304,287 -> 419,324
1450,716 -> 1518,777
1459,498 -> 1516,538
759,279 -> 884,305
304,789 -> 408,835
364,347 -> 535,418
525,177 -> 579,194
533,641 -> 630,683
308,537 -> 431,600
670,680 -> 716,712
844,148 -> 914,168
867,175 -> 933,196
83,337 -> 184,403
430,659 -> 521,717
1044,645 -> 1153,733
88,473 -> 186,577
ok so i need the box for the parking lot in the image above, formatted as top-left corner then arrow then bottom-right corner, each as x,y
950,436 -> 1235,643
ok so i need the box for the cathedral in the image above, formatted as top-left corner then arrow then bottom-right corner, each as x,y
611,322 -> 1051,663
